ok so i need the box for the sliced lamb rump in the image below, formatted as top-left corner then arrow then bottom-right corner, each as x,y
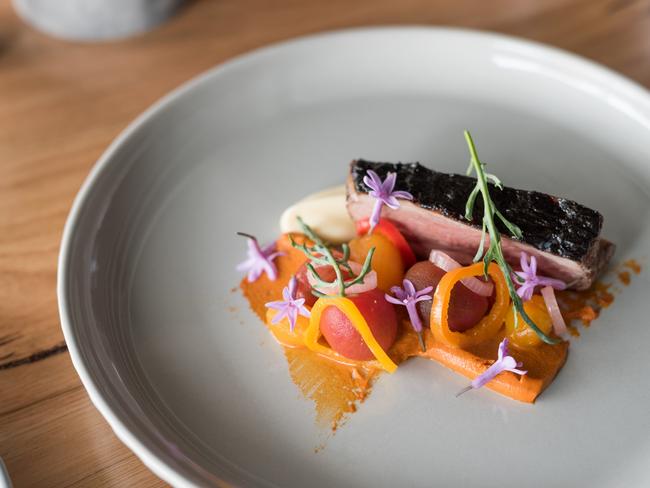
346,160 -> 614,290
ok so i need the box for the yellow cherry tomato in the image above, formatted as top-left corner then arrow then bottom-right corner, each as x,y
349,232 -> 404,292
505,295 -> 553,348
265,308 -> 310,348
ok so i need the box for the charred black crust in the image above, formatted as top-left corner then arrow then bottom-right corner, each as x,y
351,160 -> 603,262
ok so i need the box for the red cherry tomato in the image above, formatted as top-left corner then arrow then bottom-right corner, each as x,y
404,261 -> 489,333
319,289 -> 398,360
356,218 -> 416,269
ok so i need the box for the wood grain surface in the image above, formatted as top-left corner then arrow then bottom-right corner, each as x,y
0,0 -> 648,485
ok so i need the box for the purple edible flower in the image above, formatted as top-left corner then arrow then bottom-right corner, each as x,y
265,277 -> 311,332
512,252 -> 566,301
385,279 -> 433,332
457,338 -> 527,397
236,233 -> 283,282
363,170 -> 413,232
385,279 -> 433,351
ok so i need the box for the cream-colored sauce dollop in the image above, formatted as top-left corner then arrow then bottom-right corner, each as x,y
279,185 -> 356,243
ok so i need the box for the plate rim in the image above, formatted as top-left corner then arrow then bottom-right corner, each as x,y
56,25 -> 650,487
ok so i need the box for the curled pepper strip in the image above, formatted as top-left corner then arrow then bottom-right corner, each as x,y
307,296 -> 398,373
430,262 -> 509,348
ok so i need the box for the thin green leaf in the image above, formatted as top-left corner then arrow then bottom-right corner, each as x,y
296,216 -> 318,242
289,236 -> 329,266
341,243 -> 350,262
305,263 -> 334,288
465,183 -> 480,221
511,303 -> 519,329
486,173 -> 503,189
482,250 -> 491,279
495,209 -> 523,239
344,247 -> 376,288
473,218 -> 487,262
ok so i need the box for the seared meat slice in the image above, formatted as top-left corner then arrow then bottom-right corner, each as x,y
346,160 -> 614,290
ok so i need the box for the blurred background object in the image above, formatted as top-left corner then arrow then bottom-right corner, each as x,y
12,0 -> 184,41
0,457 -> 11,488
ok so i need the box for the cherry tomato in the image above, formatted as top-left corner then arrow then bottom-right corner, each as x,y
404,261 -> 489,333
505,295 -> 553,348
294,261 -> 355,307
356,218 -> 417,269
294,263 -> 318,307
349,232 -> 404,292
319,289 -> 398,360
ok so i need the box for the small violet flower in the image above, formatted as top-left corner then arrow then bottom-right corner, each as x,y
265,277 -> 311,332
363,170 -> 413,232
236,233 -> 284,282
513,252 -> 566,301
385,279 -> 433,351
457,338 -> 527,397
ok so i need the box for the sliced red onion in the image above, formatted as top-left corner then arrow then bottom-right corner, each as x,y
307,262 -> 377,295
428,250 -> 494,297
541,285 -> 568,338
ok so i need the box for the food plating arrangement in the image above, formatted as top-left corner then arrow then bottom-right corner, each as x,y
238,131 -> 637,429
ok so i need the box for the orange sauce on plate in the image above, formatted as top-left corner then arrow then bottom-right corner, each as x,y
241,237 -> 640,429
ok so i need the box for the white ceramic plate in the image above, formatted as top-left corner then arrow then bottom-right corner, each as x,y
58,28 -> 650,487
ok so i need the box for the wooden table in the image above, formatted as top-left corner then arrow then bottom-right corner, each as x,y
0,0 -> 648,485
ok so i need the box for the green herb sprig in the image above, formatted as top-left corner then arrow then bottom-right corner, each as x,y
290,216 -> 375,297
463,131 -> 559,345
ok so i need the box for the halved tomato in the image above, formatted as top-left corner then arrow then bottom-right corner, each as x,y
319,289 -> 398,360
355,217 -> 416,269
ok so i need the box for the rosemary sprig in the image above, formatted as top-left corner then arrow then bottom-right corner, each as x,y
463,131 -> 559,345
290,216 -> 375,297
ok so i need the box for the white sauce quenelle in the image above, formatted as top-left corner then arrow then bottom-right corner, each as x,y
279,185 -> 356,244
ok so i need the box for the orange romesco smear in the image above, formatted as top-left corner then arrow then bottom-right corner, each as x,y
618,271 -> 631,285
241,233 -> 382,430
239,234 -> 308,321
557,259 -> 642,329
283,347 -> 379,429
419,330 -> 568,403
241,234 -> 569,419
241,236 -> 641,420
624,259 -> 642,274
557,281 -> 613,327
